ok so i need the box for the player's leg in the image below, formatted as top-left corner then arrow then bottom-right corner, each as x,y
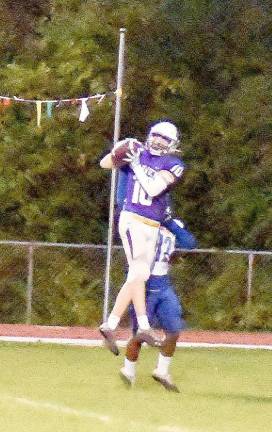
152,332 -> 180,392
100,212 -> 160,353
120,336 -> 142,386
105,212 -> 159,329
120,304 -> 142,385
133,286 -> 162,346
120,291 -> 158,386
129,233 -> 157,326
100,274 -> 160,354
99,214 -> 144,353
110,274 -> 147,325
109,275 -> 161,347
152,289 -> 183,392
124,216 -> 159,330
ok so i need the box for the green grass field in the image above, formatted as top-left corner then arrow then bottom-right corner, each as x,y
0,343 -> 271,432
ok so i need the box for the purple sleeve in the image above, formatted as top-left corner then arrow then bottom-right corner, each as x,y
162,156 -> 185,183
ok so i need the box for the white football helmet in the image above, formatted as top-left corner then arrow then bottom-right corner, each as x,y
146,121 -> 180,156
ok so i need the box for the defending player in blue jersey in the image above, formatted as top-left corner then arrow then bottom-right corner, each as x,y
120,219 -> 197,392
99,121 -> 185,353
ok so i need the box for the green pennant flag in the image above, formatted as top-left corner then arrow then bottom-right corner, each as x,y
46,101 -> 53,118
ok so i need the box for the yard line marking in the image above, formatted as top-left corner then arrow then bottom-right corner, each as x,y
158,427 -> 190,432
176,342 -> 272,350
1,394 -> 197,432
1,395 -> 110,423
127,420 -> 189,432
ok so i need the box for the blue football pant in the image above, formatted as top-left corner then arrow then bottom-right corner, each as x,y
130,286 -> 185,334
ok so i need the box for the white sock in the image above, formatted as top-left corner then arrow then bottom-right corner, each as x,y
156,353 -> 171,376
107,314 -> 120,330
124,358 -> 136,377
137,315 -> 150,330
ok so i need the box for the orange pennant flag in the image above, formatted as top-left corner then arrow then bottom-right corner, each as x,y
3,98 -> 11,106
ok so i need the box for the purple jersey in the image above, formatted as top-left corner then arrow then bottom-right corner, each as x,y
123,149 -> 185,222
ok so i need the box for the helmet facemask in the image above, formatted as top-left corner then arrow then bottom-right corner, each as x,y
145,122 -> 180,156
146,132 -> 180,156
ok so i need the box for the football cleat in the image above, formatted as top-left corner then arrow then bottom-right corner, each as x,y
136,328 -> 162,348
99,323 -> 119,356
152,369 -> 180,393
119,367 -> 135,387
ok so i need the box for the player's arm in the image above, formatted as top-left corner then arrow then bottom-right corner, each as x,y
162,218 -> 198,250
133,168 -> 174,198
164,218 -> 198,264
125,149 -> 183,198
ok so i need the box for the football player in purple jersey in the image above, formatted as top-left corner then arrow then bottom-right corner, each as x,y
99,121 -> 185,355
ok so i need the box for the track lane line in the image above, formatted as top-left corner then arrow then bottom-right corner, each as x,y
0,336 -> 271,349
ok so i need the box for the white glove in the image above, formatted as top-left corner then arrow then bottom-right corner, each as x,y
113,138 -> 133,149
123,146 -> 142,169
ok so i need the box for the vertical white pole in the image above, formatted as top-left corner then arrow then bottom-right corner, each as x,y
103,28 -> 126,322
26,245 -> 34,324
247,253 -> 254,303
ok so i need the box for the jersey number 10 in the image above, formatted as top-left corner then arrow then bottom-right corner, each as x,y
132,180 -> 152,206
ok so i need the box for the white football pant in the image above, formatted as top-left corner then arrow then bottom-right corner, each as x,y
118,210 -> 160,283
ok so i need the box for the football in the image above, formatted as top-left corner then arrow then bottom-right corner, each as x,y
111,138 -> 143,168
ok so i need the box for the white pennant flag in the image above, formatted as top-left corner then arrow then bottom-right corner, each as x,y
79,98 -> 90,122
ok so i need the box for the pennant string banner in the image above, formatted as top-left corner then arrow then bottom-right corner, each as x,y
0,91 -> 116,125
1,92 -> 114,104
98,94 -> 106,104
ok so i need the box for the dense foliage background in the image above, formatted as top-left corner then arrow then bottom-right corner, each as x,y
0,0 -> 271,329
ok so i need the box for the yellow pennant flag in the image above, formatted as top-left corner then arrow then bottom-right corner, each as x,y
36,101 -> 42,127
